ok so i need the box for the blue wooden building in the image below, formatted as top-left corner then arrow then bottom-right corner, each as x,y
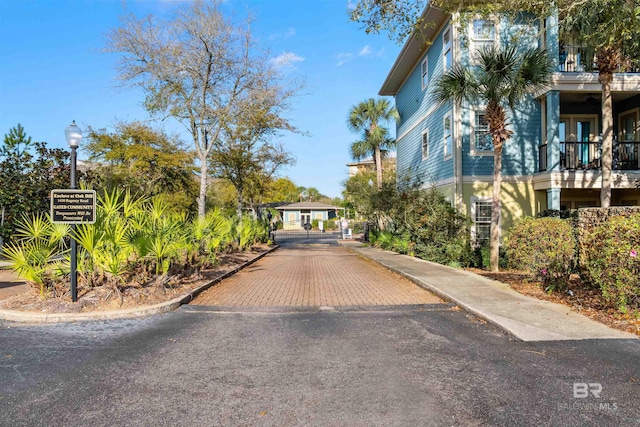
380,5 -> 640,242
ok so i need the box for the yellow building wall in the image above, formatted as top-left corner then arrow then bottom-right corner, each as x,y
460,181 -> 546,233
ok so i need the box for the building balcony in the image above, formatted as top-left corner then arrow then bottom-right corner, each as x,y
539,141 -> 640,172
558,45 -> 640,73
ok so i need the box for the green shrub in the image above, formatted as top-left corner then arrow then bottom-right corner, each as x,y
472,244 -> 491,269
581,214 -> 640,312
504,217 -> 575,291
364,182 -> 470,266
351,222 -> 365,233
376,230 -> 394,250
391,235 -> 410,254
311,219 -> 319,229
324,220 -> 337,231
2,188 -> 268,299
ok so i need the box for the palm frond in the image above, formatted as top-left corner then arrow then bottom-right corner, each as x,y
122,189 -> 147,218
49,222 -> 70,249
350,140 -> 371,160
348,98 -> 398,171
98,188 -> 124,217
13,213 -> 53,243
431,64 -> 479,106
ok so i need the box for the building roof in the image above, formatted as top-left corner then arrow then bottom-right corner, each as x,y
346,159 -> 375,167
346,152 -> 397,167
276,202 -> 343,210
379,5 -> 449,96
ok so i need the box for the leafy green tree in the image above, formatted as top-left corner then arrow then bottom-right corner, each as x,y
106,1 -> 302,218
84,121 -> 198,213
211,138 -> 295,216
432,46 -> 552,271
299,187 -> 325,202
265,177 -> 300,203
347,98 -> 399,191
0,123 -> 33,157
343,170 -> 377,218
206,179 -> 238,215
0,125 -> 71,245
349,0 -> 553,43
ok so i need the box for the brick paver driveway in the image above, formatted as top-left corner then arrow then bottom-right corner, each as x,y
193,245 -> 442,307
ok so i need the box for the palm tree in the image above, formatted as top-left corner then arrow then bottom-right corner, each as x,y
433,45 -> 552,272
347,98 -> 399,190
559,0 -> 640,207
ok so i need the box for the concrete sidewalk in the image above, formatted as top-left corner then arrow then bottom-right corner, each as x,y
341,241 -> 637,342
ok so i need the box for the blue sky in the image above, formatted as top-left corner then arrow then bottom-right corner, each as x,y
0,0 -> 401,199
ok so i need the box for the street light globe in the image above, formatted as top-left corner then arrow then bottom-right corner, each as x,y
65,120 -> 82,148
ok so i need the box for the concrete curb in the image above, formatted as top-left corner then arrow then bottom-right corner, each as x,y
0,245 -> 279,324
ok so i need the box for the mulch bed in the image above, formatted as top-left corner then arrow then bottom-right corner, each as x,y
0,247 -> 271,314
467,268 -> 640,338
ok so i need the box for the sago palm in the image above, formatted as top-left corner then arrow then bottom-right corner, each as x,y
347,98 -> 399,190
432,45 -> 552,272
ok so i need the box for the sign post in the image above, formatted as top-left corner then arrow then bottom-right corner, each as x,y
50,189 -> 96,302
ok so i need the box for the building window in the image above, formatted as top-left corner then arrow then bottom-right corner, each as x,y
421,57 -> 428,90
443,27 -> 452,71
470,19 -> 497,62
473,111 -> 493,152
619,108 -> 639,142
444,114 -> 452,158
473,200 -> 492,244
421,129 -> 429,160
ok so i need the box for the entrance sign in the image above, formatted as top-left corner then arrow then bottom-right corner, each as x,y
50,190 -> 97,224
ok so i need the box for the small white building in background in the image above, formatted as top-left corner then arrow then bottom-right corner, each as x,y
276,202 -> 344,230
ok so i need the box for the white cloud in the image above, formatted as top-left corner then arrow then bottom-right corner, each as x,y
358,45 -> 372,56
271,51 -> 304,68
336,53 -> 354,66
337,45 -> 385,66
268,27 -> 296,41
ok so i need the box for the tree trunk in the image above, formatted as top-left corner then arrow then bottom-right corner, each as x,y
236,190 -> 244,218
198,158 -> 208,218
486,101 -> 511,273
599,72 -> 614,208
374,146 -> 383,191
490,145 -> 502,272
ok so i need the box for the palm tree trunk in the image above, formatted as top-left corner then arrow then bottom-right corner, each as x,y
490,145 -> 502,272
486,101 -> 511,273
374,147 -> 383,190
599,72 -> 614,208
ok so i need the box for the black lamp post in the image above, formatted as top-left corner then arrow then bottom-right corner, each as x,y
65,121 -> 82,302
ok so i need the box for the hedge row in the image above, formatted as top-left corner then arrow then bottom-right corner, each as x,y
505,212 -> 640,312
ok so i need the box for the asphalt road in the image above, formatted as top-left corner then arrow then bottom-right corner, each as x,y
1,304 -> 638,426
